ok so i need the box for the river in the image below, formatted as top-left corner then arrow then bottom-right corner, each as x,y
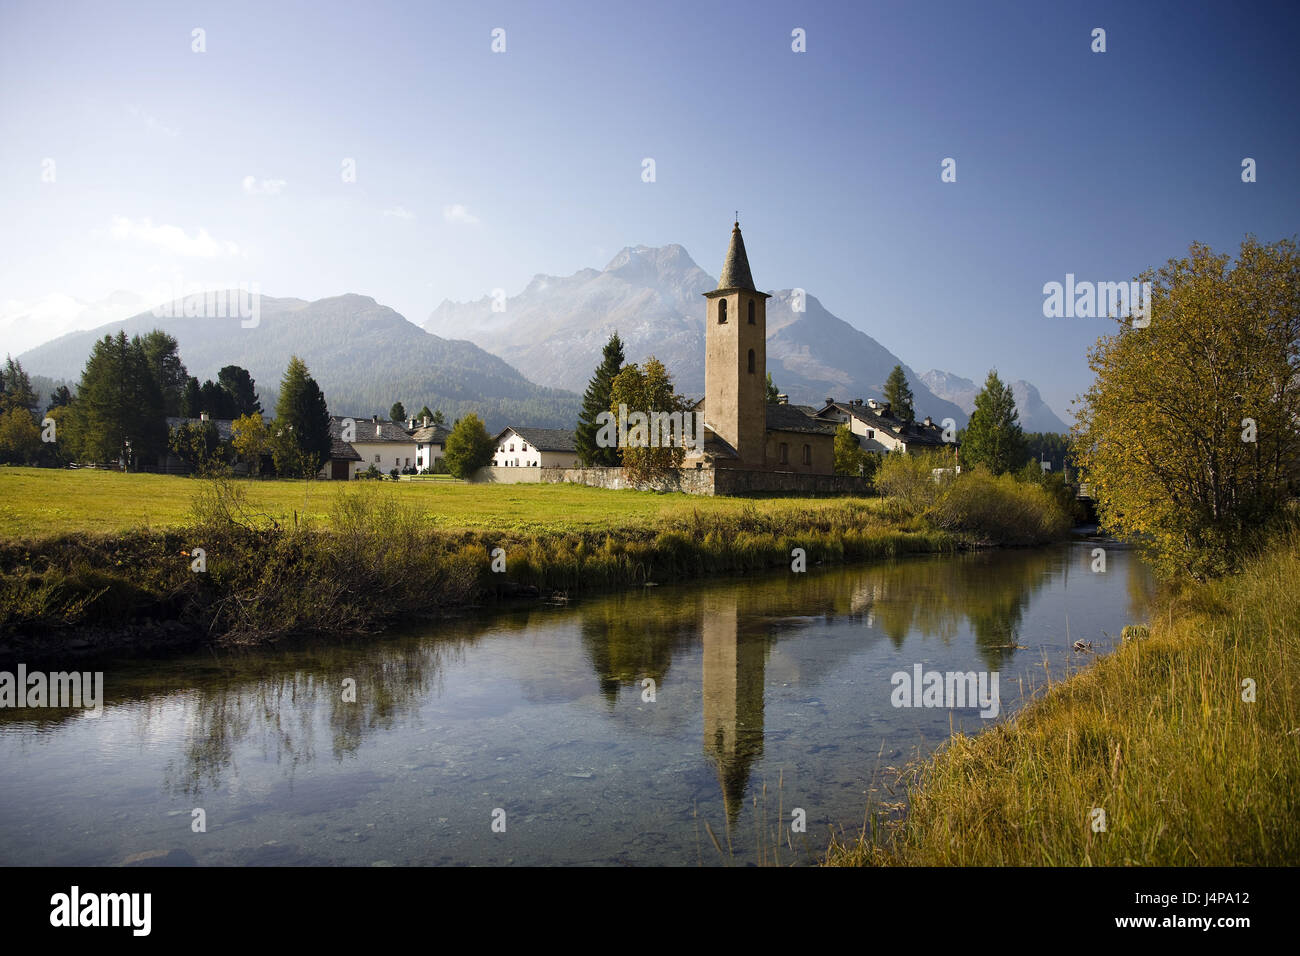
0,536 -> 1152,866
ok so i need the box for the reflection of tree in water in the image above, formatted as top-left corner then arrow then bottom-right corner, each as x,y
578,592 -> 699,705
860,550 -> 1058,669
161,636 -> 467,797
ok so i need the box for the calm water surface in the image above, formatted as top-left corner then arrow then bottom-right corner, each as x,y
0,538 -> 1153,866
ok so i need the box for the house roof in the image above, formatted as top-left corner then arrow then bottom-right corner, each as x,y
496,426 -> 578,453
818,401 -> 952,447
715,222 -> 756,292
330,439 -> 362,462
410,424 -> 450,444
765,402 -> 838,436
699,427 -> 740,459
329,416 -> 415,444
166,416 -> 237,441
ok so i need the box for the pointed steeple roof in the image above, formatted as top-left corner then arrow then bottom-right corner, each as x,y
716,221 -> 756,292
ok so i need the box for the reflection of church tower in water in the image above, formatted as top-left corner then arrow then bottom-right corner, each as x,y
701,592 -> 768,826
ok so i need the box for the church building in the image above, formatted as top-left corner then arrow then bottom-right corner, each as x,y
686,222 -> 837,475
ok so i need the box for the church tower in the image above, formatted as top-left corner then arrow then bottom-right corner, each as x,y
703,222 -> 768,468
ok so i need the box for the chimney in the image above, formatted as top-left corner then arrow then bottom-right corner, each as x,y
371,414 -> 378,423
200,412 -> 209,422
777,393 -> 789,405
825,397 -> 834,406
422,415 -> 429,427
375,422 -> 382,438
924,416 -> 933,427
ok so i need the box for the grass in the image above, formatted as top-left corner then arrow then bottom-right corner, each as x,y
0,466 -> 893,539
0,465 -> 1074,660
825,527 -> 1300,866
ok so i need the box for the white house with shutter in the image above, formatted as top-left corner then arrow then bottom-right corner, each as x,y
320,416 -> 419,479
491,427 -> 580,468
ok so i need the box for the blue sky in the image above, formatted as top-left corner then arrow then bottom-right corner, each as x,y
1,0 -> 1297,418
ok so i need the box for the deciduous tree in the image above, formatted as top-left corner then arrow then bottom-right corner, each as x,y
1074,237 -> 1300,578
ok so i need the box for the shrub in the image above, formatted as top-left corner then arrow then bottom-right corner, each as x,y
926,469 -> 1070,545
875,450 -> 948,514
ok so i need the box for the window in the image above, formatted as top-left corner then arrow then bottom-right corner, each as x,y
747,349 -> 755,373
867,429 -> 875,440
802,444 -> 811,465
718,299 -> 728,323
779,442 -> 788,464
509,444 -> 514,452
522,443 -> 528,451
374,454 -> 380,463
747,300 -> 755,324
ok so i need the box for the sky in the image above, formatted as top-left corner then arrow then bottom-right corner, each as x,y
1,0 -> 1297,419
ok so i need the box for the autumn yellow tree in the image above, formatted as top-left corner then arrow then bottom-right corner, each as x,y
1072,237 -> 1300,578
609,357 -> 690,484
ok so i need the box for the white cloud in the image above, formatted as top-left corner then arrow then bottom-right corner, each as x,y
242,176 -> 286,196
383,206 -> 415,219
442,203 -> 479,225
0,290 -> 151,355
109,216 -> 242,258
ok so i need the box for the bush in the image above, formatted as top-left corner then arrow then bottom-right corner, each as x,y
875,450 -> 949,514
926,469 -> 1070,545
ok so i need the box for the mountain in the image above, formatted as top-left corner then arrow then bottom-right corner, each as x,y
15,294 -> 579,432
426,244 -> 971,427
920,370 -> 1069,433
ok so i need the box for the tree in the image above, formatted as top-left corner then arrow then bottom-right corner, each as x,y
230,413 -> 271,476
169,420 -> 225,474
766,372 -> 781,403
139,331 -> 189,416
432,409 -> 446,427
1074,237 -> 1300,579
67,332 -> 167,468
0,356 -> 37,414
218,365 -> 262,417
833,424 -> 867,476
961,370 -> 1027,475
1024,432 -> 1074,475
609,357 -> 689,483
273,356 -> 331,477
0,407 -> 41,464
180,377 -> 202,418
883,365 -> 915,423
575,332 -> 625,466
443,413 -> 495,478
390,401 -> 407,423
197,379 -> 238,420
46,385 -> 73,411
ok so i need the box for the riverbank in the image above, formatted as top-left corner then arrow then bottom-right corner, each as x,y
0,469 -> 1072,663
825,528 -> 1300,866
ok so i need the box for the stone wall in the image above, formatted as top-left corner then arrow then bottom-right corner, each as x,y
469,465 -> 545,484
533,465 -> 870,497
539,466 -> 717,495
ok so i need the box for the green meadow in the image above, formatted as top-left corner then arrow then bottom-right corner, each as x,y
0,466 -> 890,539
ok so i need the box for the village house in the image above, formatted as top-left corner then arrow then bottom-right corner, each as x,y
816,398 -> 954,456
492,427 -> 580,468
321,415 -> 419,479
161,413 -> 239,474
407,417 -> 451,473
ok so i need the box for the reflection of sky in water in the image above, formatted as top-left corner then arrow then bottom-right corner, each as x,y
0,539 -> 1153,866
